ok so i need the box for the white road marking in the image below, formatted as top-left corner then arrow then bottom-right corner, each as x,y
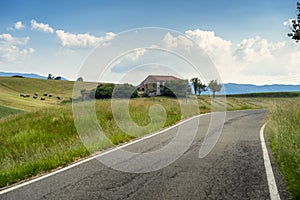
260,123 -> 281,200
0,113 -> 208,195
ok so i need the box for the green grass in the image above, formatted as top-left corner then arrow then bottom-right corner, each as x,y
267,102 -> 300,200
0,105 -> 22,118
0,97 -> 200,188
0,77 -> 96,111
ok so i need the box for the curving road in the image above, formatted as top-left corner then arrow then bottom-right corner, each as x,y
0,110 -> 290,200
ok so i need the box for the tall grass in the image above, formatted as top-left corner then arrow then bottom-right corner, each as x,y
267,102 -> 300,200
0,97 -> 199,188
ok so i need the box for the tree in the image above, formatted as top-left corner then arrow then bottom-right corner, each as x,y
113,83 -> 138,98
54,76 -> 62,80
288,2 -> 300,42
77,77 -> 84,82
190,77 -> 199,95
163,80 -> 190,98
47,74 -> 54,80
208,80 -> 222,99
190,77 -> 207,95
95,84 -> 115,99
198,83 -> 207,95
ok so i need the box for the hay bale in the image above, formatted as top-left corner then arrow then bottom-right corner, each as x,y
33,95 -> 38,99
43,93 -> 48,96
41,97 -> 45,100
56,96 -> 61,100
49,94 -> 53,97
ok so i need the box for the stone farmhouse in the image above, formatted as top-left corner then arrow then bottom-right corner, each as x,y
137,75 -> 184,96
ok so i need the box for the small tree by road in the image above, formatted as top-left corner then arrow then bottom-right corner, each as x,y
208,80 -> 222,99
190,77 -> 207,95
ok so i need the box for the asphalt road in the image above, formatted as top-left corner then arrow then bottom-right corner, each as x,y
0,110 -> 290,200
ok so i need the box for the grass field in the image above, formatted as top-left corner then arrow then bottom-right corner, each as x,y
0,77 -> 299,195
0,105 -> 22,119
267,102 -> 300,200
0,77 -> 95,111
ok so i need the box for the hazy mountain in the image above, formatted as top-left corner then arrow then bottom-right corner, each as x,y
0,72 -> 67,80
223,83 -> 300,95
191,83 -> 300,95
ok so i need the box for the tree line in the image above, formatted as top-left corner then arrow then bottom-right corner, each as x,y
81,77 -> 222,100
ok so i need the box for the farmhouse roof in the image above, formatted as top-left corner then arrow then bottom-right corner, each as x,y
139,75 -> 183,86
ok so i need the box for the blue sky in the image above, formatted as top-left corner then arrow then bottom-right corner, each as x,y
0,0 -> 300,84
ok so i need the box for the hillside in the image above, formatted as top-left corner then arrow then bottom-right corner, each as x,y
0,77 -> 76,111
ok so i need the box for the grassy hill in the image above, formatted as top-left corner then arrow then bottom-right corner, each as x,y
0,77 -> 96,112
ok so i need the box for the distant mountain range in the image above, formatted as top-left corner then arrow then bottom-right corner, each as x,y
223,83 -> 300,95
0,72 -> 67,80
192,82 -> 300,95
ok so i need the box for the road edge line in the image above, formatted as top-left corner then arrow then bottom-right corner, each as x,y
260,123 -> 281,200
0,112 -> 210,195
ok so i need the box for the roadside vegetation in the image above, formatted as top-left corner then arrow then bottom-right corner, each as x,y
267,102 -> 300,200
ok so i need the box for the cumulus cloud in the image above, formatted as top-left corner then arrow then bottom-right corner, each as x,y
234,36 -> 286,62
183,29 -> 235,80
14,21 -> 25,30
185,29 -> 232,54
163,32 -> 194,50
56,30 -> 115,48
110,48 -> 147,72
0,33 -> 35,62
161,29 -> 300,84
31,19 -> 54,33
0,33 -> 29,45
124,48 -> 146,61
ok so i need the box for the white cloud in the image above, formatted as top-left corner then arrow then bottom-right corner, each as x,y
185,29 -> 232,54
0,33 -> 29,45
283,19 -> 295,27
56,30 -> 115,48
162,29 -> 300,84
163,32 -> 193,50
234,36 -> 285,62
31,19 -> 54,33
110,48 -> 147,72
124,48 -> 146,61
183,29 -> 235,81
14,21 -> 25,30
0,33 -> 35,62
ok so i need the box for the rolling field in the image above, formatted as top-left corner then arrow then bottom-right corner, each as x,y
0,77 -> 95,111
0,77 -> 299,196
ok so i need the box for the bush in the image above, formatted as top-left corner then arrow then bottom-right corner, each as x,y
113,84 -> 138,98
95,84 -> 115,99
94,83 -> 138,99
